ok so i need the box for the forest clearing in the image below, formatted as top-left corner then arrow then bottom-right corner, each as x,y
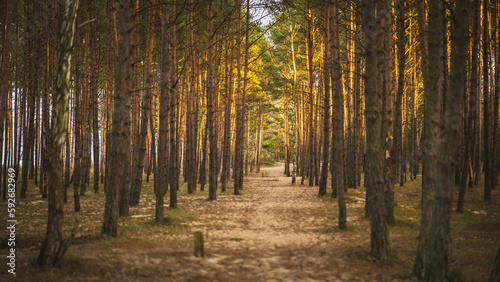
0,163 -> 498,281
2,0 -> 500,280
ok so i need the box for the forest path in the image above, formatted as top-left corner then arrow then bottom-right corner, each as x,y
177,163 -> 410,281
13,163 -> 414,281
9,163 -> 497,281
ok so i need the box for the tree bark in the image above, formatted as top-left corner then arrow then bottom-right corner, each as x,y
414,0 -> 444,277
306,2 -> 315,187
425,1 -> 469,279
319,3 -> 330,197
330,0 -> 346,230
458,0 -> 480,212
207,0 -> 217,201
156,3 -> 170,221
90,0 -> 99,194
130,0 -> 155,206
169,0 -> 179,207
38,0 -> 79,266
102,0 -> 134,235
362,0 -> 388,260
395,0 -> 405,188
0,0 -> 13,197
483,0 -> 492,202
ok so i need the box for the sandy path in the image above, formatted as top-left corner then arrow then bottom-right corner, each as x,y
178,163 -> 410,281
16,163 -> 413,281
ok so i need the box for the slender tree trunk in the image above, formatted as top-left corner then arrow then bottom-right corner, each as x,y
306,3 -> 315,187
38,0 -> 79,266
362,0 -> 388,260
130,0 -> 155,206
186,0 -> 198,193
380,0 -> 395,225
199,117 -> 208,191
102,0 -> 134,235
319,4 -> 330,197
484,0 -> 492,202
156,3 -> 170,221
221,8 -> 235,192
169,0 -> 179,207
493,0 -> 500,190
458,0 -> 479,212
90,0 -> 99,194
0,0 -> 13,195
330,0 -> 346,230
395,0 -> 405,188
206,0 -> 217,200
234,0 -> 247,195
73,28 -> 81,210
21,1 -> 39,199
285,87 -> 290,177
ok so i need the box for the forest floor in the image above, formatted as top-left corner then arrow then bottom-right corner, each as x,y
1,163 -> 499,281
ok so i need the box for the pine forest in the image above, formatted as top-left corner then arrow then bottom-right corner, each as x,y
1,0 -> 500,280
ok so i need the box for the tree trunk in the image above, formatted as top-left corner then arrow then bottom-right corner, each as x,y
102,0 -> 134,235
319,4 -> 330,197
425,1 -> 469,279
493,0 -> 500,190
414,0 -> 444,277
221,9 -> 235,192
207,0 -> 217,201
330,0 -> 346,230
234,0 -> 247,195
20,1 -> 39,199
458,0 -> 480,212
90,0 -> 99,194
38,0 -> 79,266
484,0 -> 492,202
0,0 -> 13,198
130,0 -> 155,206
306,3 -> 315,187
156,3 -> 170,221
380,0 -> 395,225
395,0 -> 405,189
169,0 -> 179,207
362,0 -> 388,260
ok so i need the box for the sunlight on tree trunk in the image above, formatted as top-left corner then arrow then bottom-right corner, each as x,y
38,0 -> 79,266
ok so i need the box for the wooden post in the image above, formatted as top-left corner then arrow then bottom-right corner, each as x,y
194,231 -> 205,258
